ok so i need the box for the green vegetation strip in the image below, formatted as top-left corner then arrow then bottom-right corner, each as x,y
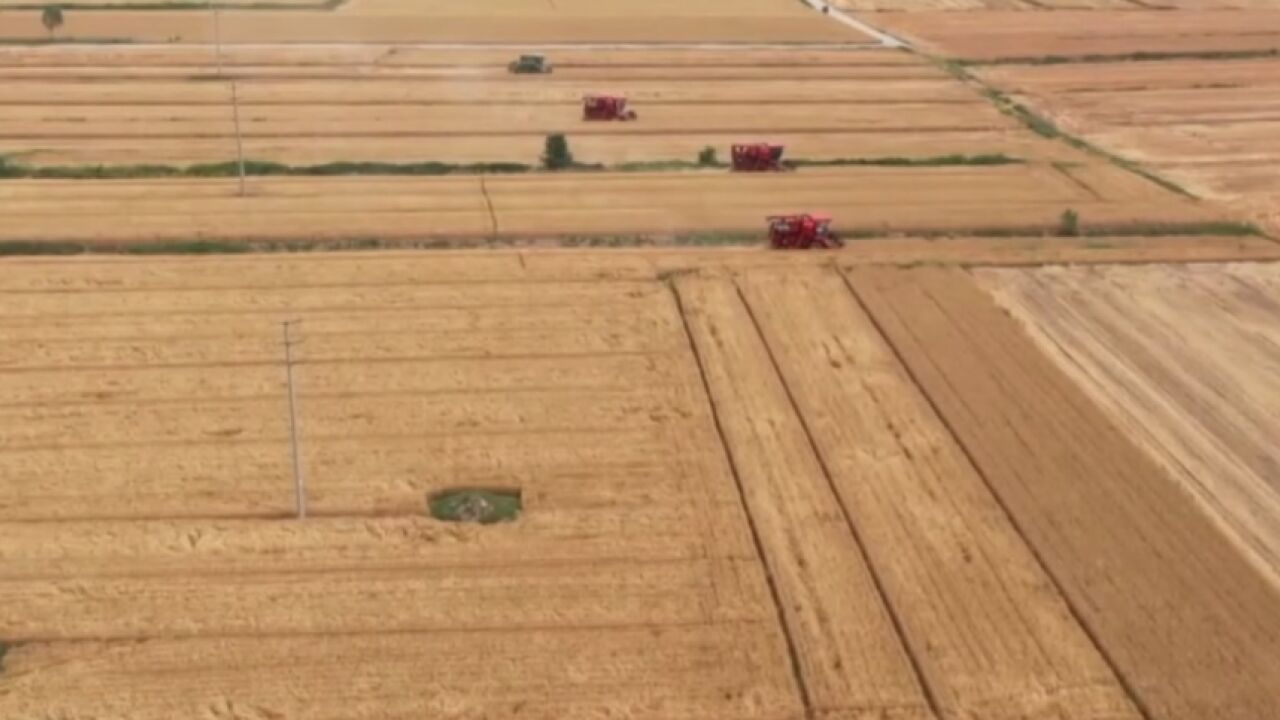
0,220 -> 1260,258
0,36 -> 131,45
428,489 -> 521,524
0,153 -> 1023,181
0,159 -> 534,180
787,153 -> 1019,168
958,48 -> 1280,67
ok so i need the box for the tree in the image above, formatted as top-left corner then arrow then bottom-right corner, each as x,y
41,5 -> 64,38
697,146 -> 718,166
542,133 -> 573,171
1058,208 -> 1080,237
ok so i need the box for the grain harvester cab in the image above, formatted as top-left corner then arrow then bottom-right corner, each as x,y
582,94 -> 637,121
732,143 -> 786,172
508,54 -> 552,74
768,214 -> 842,249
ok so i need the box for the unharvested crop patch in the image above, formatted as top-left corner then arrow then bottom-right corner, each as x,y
2,249 -> 1279,718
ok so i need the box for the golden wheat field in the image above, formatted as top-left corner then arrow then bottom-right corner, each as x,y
2,247 -> 1279,720
2,0 -> 1280,718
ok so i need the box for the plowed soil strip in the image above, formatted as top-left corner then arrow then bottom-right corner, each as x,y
846,266 -> 1280,720
673,276 -> 934,720
736,267 -> 1139,720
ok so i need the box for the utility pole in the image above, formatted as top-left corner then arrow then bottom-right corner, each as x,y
282,320 -> 306,519
231,80 -> 247,197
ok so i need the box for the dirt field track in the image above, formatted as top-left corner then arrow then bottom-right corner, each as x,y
2,248 -> 1278,720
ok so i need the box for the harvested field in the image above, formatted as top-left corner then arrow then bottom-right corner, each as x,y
835,0 -> 1275,9
848,265 -> 1280,720
976,263 -> 1280,587
978,57 -> 1280,234
871,9 -> 1280,59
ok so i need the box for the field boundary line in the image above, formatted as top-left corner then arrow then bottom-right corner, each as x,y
838,268 -> 1155,720
479,175 -> 499,238
0,554 -> 750,584
6,617 -> 779,645
668,281 -> 814,717
13,40 -> 890,51
729,278 -> 942,719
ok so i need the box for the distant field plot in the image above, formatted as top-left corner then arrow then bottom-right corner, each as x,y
0,0 -> 864,43
0,46 -> 1007,167
871,9 -> 1280,58
979,57 -> 1280,234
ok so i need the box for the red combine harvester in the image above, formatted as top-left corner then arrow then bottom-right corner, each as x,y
732,143 -> 786,172
582,95 -> 637,121
767,214 -> 842,249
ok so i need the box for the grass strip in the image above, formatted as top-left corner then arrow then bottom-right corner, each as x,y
0,36 -> 132,45
0,220 -> 1260,258
787,153 -> 1020,168
0,153 -> 1026,181
0,159 -> 535,179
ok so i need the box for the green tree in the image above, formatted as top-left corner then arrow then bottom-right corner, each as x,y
697,146 -> 718,166
41,5 -> 64,38
1058,208 -> 1080,237
542,134 -> 573,170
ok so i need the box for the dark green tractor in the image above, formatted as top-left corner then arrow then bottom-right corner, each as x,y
508,54 -> 552,74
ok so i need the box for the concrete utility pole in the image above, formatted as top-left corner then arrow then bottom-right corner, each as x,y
282,320 -> 306,519
231,80 -> 247,197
